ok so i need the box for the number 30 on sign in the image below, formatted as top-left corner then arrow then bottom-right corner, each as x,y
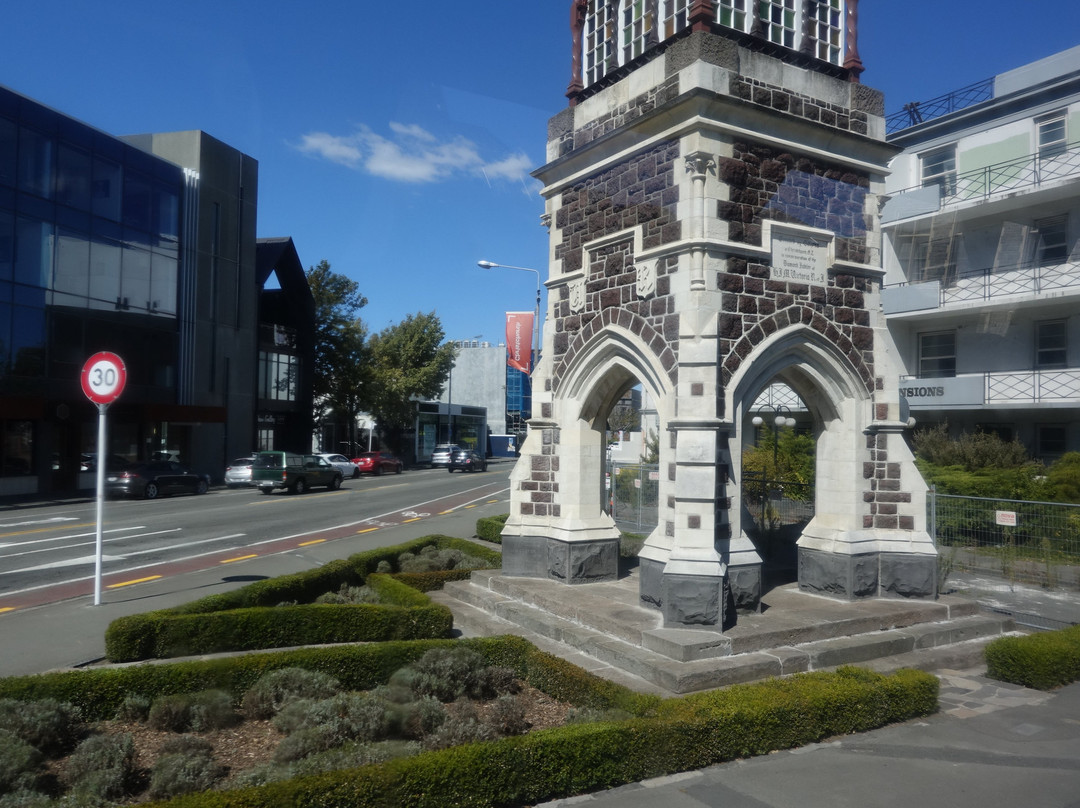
80,352 -> 127,405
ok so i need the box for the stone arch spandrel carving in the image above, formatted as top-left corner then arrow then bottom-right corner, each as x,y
555,308 -> 678,398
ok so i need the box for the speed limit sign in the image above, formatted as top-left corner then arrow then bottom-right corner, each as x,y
80,352 -> 127,405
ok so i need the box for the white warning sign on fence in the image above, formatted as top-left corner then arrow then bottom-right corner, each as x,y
995,510 -> 1017,526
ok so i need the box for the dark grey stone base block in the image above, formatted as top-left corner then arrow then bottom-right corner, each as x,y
548,537 -> 619,584
638,557 -> 664,610
501,534 -> 549,578
881,553 -> 937,599
502,535 -> 620,583
661,573 -> 727,630
728,562 -> 762,613
798,548 -> 878,600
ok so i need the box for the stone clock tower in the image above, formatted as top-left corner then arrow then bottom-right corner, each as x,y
501,0 -> 936,631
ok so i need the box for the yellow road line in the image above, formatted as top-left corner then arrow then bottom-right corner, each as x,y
486,499 -> 500,504
356,527 -> 379,534
439,508 -> 455,514
403,517 -> 421,523
0,607 -> 15,614
107,575 -> 163,589
298,539 -> 326,546
221,554 -> 257,563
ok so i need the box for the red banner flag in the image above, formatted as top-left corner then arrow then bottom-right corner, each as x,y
505,311 -> 534,373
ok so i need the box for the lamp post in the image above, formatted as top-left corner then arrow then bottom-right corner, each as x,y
477,260 -> 542,373
751,405 -> 797,478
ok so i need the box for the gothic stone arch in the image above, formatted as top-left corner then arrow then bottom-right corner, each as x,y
503,27 -> 936,631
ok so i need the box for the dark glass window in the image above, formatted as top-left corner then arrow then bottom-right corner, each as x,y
1035,214 -> 1068,266
918,331 -> 956,378
10,303 -> 45,377
14,217 -> 53,288
17,127 -> 54,199
0,209 -> 12,282
56,143 -> 92,211
1038,425 -> 1067,456
0,116 -> 16,189
91,156 -> 122,221
153,182 -> 179,245
1035,320 -> 1067,369
122,169 -> 151,232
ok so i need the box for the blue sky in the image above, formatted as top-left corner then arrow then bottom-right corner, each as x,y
2,1 -> 1078,347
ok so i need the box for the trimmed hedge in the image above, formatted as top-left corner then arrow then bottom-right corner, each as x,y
127,665 -> 933,808
984,624 -> 1080,690
0,638 -> 937,808
475,514 -> 509,543
104,536 -> 499,663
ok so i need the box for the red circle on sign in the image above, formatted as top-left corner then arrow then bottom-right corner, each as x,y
81,352 -> 127,405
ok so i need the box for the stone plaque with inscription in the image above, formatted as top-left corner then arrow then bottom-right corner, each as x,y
771,233 -> 828,285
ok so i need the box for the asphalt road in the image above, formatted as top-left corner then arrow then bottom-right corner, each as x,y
0,463 -> 512,614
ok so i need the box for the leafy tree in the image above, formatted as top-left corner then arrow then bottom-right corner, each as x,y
365,312 -> 456,452
742,426 -> 816,492
306,260 -> 369,442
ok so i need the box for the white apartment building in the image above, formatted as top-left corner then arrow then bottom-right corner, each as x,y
881,45 -> 1080,463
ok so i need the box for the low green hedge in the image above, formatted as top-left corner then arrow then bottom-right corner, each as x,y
475,514 -> 509,543
131,665 -> 933,808
104,536 -> 499,663
985,624 -> 1080,690
0,638 -> 937,808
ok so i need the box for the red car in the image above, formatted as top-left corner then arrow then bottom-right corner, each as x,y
351,451 -> 404,475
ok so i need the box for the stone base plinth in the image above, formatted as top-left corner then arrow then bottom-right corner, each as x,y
798,547 -> 937,600
660,573 -> 729,631
501,534 -> 618,584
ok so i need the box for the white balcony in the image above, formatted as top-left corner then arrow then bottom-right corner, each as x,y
900,369 -> 1080,409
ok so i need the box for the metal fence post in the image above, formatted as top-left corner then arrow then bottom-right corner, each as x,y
929,484 -> 937,547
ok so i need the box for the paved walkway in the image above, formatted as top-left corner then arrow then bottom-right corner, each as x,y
539,669 -> 1080,808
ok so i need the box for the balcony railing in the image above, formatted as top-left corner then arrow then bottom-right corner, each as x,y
940,258 -> 1080,305
900,368 -> 1080,407
885,78 -> 994,135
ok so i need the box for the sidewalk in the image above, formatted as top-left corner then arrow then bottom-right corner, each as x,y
539,671 -> 1080,807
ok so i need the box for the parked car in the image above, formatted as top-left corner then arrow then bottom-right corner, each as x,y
224,456 -> 255,487
430,444 -> 460,468
448,448 -> 487,473
351,451 -> 404,475
106,461 -> 211,499
252,451 -> 343,495
315,453 -> 361,478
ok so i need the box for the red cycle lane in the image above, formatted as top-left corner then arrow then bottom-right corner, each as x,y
0,483 -> 507,614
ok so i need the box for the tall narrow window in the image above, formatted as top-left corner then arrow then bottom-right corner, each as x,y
1037,111 -> 1067,159
622,0 -> 654,62
810,0 -> 844,64
717,0 -> 751,32
584,1 -> 617,87
758,0 -> 798,49
1037,425 -> 1067,457
1035,320 -> 1067,369
918,331 -> 956,378
662,0 -> 690,38
1035,214 -> 1068,266
921,146 -> 957,196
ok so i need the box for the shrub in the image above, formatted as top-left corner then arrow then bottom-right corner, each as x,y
62,732 -> 138,801
147,735 -> 226,800
914,423 -> 1034,469
985,624 -> 1080,690
0,790 -> 52,808
399,647 -> 489,702
241,667 -> 342,720
487,694 -> 530,736
315,583 -> 381,604
421,707 -> 495,751
0,731 -> 43,795
476,514 -> 509,543
147,689 -> 237,733
0,698 -> 84,758
114,693 -> 151,723
275,693 -> 394,753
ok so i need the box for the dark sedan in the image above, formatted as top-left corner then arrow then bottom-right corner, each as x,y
106,461 -> 211,499
448,449 -> 487,473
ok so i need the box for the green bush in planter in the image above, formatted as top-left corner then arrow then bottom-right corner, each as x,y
985,624 -> 1080,690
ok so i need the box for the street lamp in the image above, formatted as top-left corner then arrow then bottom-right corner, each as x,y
477,260 -> 542,373
751,405 -> 797,478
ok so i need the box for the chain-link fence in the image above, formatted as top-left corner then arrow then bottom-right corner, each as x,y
930,489 -> 1080,590
608,462 -> 659,533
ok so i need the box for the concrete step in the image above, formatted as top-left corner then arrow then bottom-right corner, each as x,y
435,573 -> 1016,695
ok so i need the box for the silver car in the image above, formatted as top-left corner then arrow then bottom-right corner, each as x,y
430,444 -> 460,468
315,453 -> 361,479
224,456 -> 255,488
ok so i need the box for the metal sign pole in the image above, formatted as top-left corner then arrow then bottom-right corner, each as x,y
93,402 -> 107,606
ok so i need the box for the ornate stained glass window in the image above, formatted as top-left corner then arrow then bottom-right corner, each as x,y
810,0 -> 844,64
757,0 -> 798,49
717,0 -> 751,33
584,1 -> 618,87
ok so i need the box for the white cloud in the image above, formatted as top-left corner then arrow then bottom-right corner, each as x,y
294,122 -> 532,184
